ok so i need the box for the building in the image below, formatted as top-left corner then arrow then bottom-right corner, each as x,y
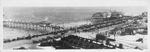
92,11 -> 124,24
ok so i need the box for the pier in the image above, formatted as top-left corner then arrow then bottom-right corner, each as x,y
3,20 -> 64,32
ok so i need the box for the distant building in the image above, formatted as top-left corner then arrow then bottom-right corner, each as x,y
92,10 -> 124,24
92,12 -> 110,19
111,11 -> 123,18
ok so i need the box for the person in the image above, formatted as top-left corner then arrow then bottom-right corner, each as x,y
105,31 -> 110,37
17,47 -> 26,49
106,40 -> 110,46
115,30 -> 121,36
130,28 -> 135,35
118,43 -> 123,49
96,33 -> 107,43
25,34 -> 32,39
141,38 -> 143,43
112,44 -> 117,49
134,46 -> 139,49
126,27 -> 135,35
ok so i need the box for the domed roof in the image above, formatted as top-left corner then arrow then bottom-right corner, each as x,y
92,12 -> 108,18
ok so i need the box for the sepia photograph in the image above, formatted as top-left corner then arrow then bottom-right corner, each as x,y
3,6 -> 148,50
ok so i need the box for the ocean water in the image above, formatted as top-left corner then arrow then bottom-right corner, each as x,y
3,7 -> 96,23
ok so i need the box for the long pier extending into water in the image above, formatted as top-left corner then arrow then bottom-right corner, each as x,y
3,20 -> 64,32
